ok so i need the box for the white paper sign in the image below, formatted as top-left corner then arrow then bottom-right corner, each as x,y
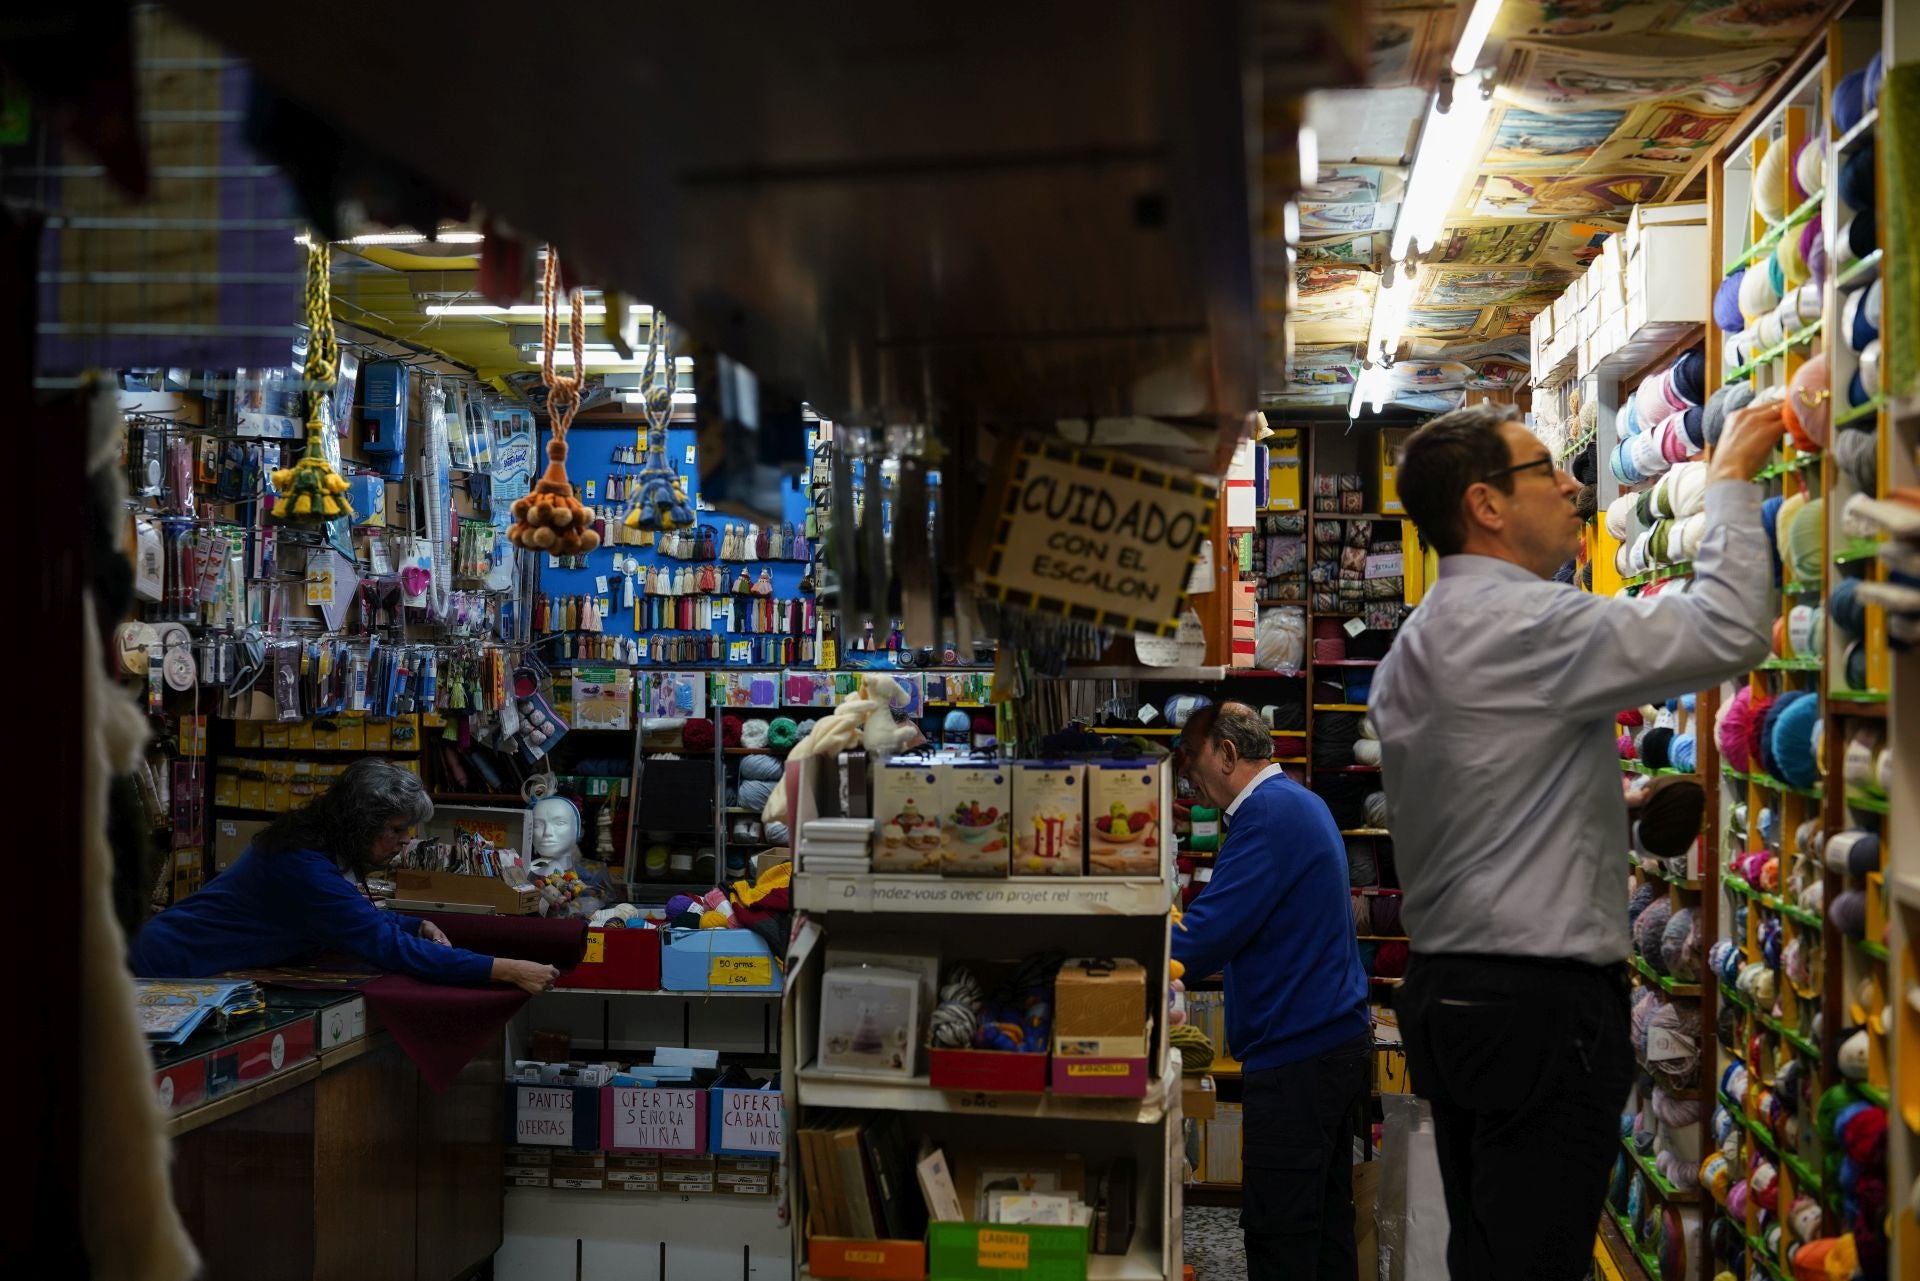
717,1088 -> 784,1152
513,1085 -> 575,1145
1365,552 -> 1403,580
608,1087 -> 702,1152
1646,1025 -> 1693,1064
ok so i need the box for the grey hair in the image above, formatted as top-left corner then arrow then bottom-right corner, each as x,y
255,757 -> 433,876
1184,702 -> 1274,763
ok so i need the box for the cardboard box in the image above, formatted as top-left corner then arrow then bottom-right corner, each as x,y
390,869 -> 539,915
928,1047 -> 1048,1094
944,763 -> 1012,877
872,760 -> 947,873
1085,761 -> 1163,877
1011,762 -> 1085,876
213,817 -> 268,870
926,1222 -> 1089,1281
807,1237 -> 927,1281
550,1174 -> 606,1191
1052,1029 -> 1151,1060
555,926 -> 661,991
1182,1075 -> 1217,1121
1049,1054 -> 1148,1098
660,927 -> 782,993
1054,958 -> 1148,1040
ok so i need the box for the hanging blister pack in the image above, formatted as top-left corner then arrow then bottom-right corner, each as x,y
133,517 -> 165,603
349,646 -> 370,714
273,642 -> 302,722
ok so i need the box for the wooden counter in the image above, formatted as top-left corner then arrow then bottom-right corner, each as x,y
169,1032 -> 503,1281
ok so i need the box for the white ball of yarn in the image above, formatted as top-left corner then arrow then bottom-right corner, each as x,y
1607,492 -> 1642,542
930,1000 -> 979,1048
1753,140 -> 1790,224
740,718 -> 770,748
1353,739 -> 1382,766
1861,340 -> 1881,395
1795,136 -> 1825,198
1739,257 -> 1782,319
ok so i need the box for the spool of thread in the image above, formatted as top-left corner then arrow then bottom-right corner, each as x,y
1713,271 -> 1746,332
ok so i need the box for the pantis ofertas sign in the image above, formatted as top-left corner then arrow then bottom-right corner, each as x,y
973,439 -> 1218,638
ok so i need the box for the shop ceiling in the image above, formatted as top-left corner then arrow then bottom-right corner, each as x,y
1271,0 -> 1840,418
168,0 -> 1372,470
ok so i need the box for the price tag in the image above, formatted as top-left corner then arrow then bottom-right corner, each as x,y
976,1230 -> 1030,1271
684,445 -> 697,464
1646,1024 -> 1693,1063
709,955 -> 773,987
582,933 -> 605,964
596,575 -> 609,593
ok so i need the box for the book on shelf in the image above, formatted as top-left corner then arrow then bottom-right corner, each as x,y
797,1113 -> 930,1241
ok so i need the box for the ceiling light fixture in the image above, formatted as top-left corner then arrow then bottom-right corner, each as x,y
537,353 -> 693,369
1366,264 -> 1419,366
1389,75 -> 1493,262
619,390 -> 699,405
1450,0 -> 1506,76
426,302 -> 626,318
293,230 -> 485,247
1349,363 -> 1392,420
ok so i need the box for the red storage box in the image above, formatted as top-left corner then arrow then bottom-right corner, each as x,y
928,1047 -> 1048,1093
807,1237 -> 927,1281
1049,1054 -> 1149,1098
556,926 -> 661,990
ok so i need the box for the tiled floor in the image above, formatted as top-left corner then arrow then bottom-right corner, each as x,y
1184,1205 -> 1245,1280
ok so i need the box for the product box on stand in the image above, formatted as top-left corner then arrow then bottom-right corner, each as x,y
1085,759 -> 1167,877
661,1153 -> 718,1193
1266,427 -> 1302,511
926,1222 -> 1091,1281
872,759 -> 948,873
607,1152 -> 660,1190
928,1046 -> 1049,1093
1050,957 -> 1151,1097
660,927 -> 782,993
807,1237 -> 928,1281
555,925 -> 662,990
549,1150 -> 608,1190
1372,428 -> 1410,516
715,1155 -> 779,1196
1012,761 -> 1085,876
504,1144 -> 554,1188
944,762 -> 1012,877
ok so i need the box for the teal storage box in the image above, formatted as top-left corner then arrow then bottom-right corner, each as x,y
660,928 -> 782,993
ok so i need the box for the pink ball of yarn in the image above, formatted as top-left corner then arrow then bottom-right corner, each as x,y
1717,686 -> 1755,773
1620,732 -> 1639,760
1728,1179 -> 1749,1219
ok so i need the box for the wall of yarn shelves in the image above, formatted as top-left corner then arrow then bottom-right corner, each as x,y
1686,23 -> 1902,1281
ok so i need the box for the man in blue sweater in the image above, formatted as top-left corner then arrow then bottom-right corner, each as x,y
1175,701 -> 1371,1281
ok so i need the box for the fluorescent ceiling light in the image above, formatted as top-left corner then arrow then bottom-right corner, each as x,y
1389,78 -> 1493,262
541,353 -> 693,369
1366,265 -> 1419,366
618,391 -> 699,405
1349,364 -> 1391,419
1451,0 -> 1505,76
427,303 -> 627,318
294,230 -> 484,247
1298,126 -> 1319,190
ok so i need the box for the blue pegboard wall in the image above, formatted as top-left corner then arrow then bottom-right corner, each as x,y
535,422 -> 815,656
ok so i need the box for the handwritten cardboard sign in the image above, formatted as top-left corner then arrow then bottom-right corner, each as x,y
604,1086 -> 707,1153
712,1087 -> 784,1155
973,439 -> 1217,638
513,1085 -> 576,1146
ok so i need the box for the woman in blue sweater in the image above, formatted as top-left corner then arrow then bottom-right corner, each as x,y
129,759 -> 559,994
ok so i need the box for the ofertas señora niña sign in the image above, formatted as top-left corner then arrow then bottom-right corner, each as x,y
973,439 -> 1218,637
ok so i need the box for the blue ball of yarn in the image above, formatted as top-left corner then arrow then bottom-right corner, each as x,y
1680,693 -> 1696,712
1682,404 -> 1705,449
942,709 -> 972,743
1164,694 -> 1213,727
1839,142 -> 1875,213
1865,51 -> 1884,110
1845,286 -> 1879,352
1713,271 -> 1746,333
739,778 -> 776,813
1831,69 -> 1865,134
1672,733 -> 1697,773
1672,347 -> 1705,406
739,752 -> 785,783
1830,576 -> 1866,638
1767,690 -> 1817,784
1761,496 -> 1785,580
1846,640 -> 1868,690
1849,368 -> 1869,409
1613,439 -> 1643,486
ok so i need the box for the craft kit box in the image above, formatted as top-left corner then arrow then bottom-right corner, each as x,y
1085,760 -> 1165,876
944,762 -> 1012,877
817,965 -> 922,1078
872,760 -> 947,873
1011,761 -> 1084,876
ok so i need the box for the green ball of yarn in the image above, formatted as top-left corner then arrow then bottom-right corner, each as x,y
767,716 -> 800,748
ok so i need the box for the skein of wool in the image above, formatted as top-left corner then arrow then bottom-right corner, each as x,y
1635,899 -> 1675,969
1363,791 -> 1389,828
1716,686 -> 1756,773
1636,778 -> 1706,859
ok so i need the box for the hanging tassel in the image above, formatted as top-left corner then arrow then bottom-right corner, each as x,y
509,251 -> 601,556
270,240 -> 354,523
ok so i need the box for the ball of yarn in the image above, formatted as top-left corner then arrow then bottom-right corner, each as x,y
1635,898 -> 1675,969
930,998 -> 980,1048
1641,726 -> 1676,771
1353,737 -> 1382,767
1844,639 -> 1868,690
1702,382 -> 1754,450
1671,733 -> 1697,773
767,716 -> 800,748
1163,694 -> 1212,727
1373,940 -> 1409,978
1628,881 -> 1661,927
1831,68 -> 1865,134
1647,999 -> 1702,1088
764,821 -> 789,845
1363,791 -> 1388,828
1700,1152 -> 1732,1205
1347,841 -> 1378,886
1739,253 -> 1784,319
1825,829 -> 1880,876
721,713 -> 744,746
1638,778 -> 1705,859
1860,338 -> 1881,397
1770,689 -> 1821,787
1795,135 -> 1825,199
1774,224 -> 1809,290
1371,893 -> 1402,937
1713,271 -> 1747,333
1787,497 -> 1825,584
1753,140 -> 1790,224
739,718 -> 770,748
1844,285 -> 1879,352
1829,888 -> 1867,938
1839,142 -> 1875,213
739,778 -> 776,813
1786,354 -> 1831,450
682,717 -> 715,752
1750,1159 -> 1780,1212
1803,215 -> 1828,288
1661,908 -> 1700,980
739,752 -> 784,784
1671,347 -> 1705,406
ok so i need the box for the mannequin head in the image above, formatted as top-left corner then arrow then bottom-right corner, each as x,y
528,795 -> 583,873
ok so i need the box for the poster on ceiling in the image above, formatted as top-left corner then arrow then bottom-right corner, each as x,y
1661,0 -> 1830,44
1369,9 -> 1446,88
1299,202 -> 1400,234
1467,170 -> 1669,219
1403,308 -> 1488,336
1420,268 -> 1566,308
1586,100 -> 1739,171
1497,42 -> 1794,113
1406,333 -> 1533,364
1282,346 -> 1363,394
1302,165 -> 1386,203
1493,0 -> 1676,42
1299,235 -> 1378,266
1484,108 -> 1627,168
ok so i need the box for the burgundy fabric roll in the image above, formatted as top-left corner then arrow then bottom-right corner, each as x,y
366,914 -> 589,1090
1312,637 -> 1348,664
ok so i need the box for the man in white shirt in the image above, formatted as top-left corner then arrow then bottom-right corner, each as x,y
1370,399 -> 1782,1279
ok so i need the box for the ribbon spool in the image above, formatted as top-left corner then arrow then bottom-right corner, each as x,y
508,252 -> 601,556
269,240 -> 354,523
